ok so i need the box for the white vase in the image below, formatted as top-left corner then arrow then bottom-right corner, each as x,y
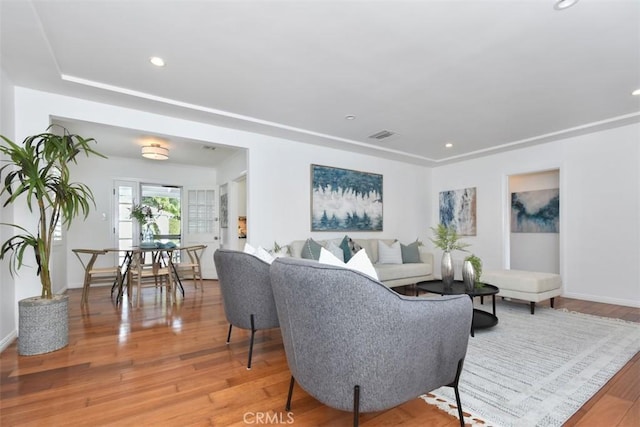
441,251 -> 454,287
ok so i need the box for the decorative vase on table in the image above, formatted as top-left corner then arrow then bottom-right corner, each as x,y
141,223 -> 155,247
441,251 -> 454,288
462,260 -> 476,292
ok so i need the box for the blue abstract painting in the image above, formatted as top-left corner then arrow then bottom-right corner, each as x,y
439,187 -> 477,236
311,165 -> 383,231
511,189 -> 559,233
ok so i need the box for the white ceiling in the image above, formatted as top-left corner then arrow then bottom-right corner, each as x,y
2,0 -> 639,167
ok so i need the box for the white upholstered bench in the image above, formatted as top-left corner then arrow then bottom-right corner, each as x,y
481,269 -> 562,314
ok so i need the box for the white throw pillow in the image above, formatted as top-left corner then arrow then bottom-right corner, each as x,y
377,240 -> 403,264
255,246 -> 275,264
243,243 -> 274,264
318,247 -> 379,280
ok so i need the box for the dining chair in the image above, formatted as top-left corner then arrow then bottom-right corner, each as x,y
174,245 -> 207,291
128,249 -> 175,308
72,249 -> 123,308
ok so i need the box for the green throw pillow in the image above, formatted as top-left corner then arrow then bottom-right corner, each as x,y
301,238 -> 322,261
401,241 -> 421,263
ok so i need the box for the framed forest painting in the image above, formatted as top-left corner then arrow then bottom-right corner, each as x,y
311,164 -> 383,231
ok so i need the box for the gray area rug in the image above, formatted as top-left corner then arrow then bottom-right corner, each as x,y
422,300 -> 640,427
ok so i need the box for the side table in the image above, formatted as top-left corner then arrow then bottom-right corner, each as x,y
416,280 -> 499,337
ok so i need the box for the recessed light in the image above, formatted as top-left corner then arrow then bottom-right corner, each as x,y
554,0 -> 579,10
149,56 -> 165,67
345,115 -> 356,120
632,88 -> 640,96
445,143 -> 453,148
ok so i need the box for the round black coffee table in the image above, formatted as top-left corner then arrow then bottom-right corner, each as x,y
416,280 -> 499,336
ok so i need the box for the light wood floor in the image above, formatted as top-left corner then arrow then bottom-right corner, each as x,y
1,281 -> 638,426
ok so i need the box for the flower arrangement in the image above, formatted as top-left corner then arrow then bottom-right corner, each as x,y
129,203 -> 154,225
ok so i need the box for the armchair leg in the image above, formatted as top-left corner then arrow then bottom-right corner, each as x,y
247,314 -> 256,370
226,324 -> 233,343
447,359 -> 466,427
285,376 -> 295,411
353,385 -> 360,427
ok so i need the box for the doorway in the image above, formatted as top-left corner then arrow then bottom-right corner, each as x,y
508,169 -> 560,274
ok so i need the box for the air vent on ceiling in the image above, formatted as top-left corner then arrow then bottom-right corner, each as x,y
202,145 -> 216,151
368,130 -> 395,140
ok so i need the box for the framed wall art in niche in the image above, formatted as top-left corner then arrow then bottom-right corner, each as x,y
311,164 -> 383,231
439,187 -> 477,236
511,188 -> 559,233
219,193 -> 228,228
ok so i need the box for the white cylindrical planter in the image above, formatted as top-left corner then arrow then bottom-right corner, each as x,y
18,294 -> 69,356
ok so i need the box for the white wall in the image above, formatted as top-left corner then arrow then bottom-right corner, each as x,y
0,68 -> 17,350
432,123 -> 640,307
509,170 -> 560,273
246,138 -> 432,248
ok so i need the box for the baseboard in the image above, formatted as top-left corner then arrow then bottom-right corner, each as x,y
562,292 -> 640,308
0,330 -> 17,353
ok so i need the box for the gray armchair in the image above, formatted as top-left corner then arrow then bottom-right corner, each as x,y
213,249 -> 280,369
270,257 -> 473,427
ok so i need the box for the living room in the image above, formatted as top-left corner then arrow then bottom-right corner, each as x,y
1,1 -> 639,425
2,87 -> 637,319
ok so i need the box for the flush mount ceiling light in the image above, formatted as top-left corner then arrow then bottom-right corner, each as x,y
554,0 -> 579,10
345,115 -> 356,120
632,88 -> 640,96
149,56 -> 165,67
141,143 -> 169,160
445,143 -> 454,148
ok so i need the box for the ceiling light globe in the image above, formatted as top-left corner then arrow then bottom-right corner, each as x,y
554,0 -> 579,10
149,56 -> 165,67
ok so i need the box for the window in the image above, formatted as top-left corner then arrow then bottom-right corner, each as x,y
187,189 -> 215,234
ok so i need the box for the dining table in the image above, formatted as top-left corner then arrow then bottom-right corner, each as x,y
105,245 -> 195,304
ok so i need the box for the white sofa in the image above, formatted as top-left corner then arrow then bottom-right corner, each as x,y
287,238 -> 434,288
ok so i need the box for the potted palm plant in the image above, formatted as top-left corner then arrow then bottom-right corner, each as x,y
0,126 -> 104,355
430,223 -> 470,287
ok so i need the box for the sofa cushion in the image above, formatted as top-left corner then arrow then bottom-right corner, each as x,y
339,235 -> 352,262
325,240 -> 345,261
401,241 -> 421,263
301,238 -> 323,260
374,262 -> 432,282
377,240 -> 402,264
318,247 -> 378,280
243,243 -> 275,264
343,237 -> 364,262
